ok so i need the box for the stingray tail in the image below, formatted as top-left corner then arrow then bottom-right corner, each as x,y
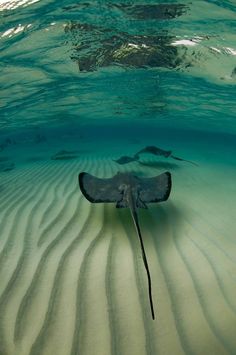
130,208 -> 155,320
171,155 -> 198,166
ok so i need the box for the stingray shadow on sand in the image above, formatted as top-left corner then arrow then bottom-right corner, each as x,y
139,160 -> 180,170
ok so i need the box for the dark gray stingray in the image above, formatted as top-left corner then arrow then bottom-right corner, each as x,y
113,155 -> 138,165
135,145 -> 198,166
79,171 -> 172,319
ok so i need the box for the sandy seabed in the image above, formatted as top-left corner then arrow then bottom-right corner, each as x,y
0,148 -> 236,355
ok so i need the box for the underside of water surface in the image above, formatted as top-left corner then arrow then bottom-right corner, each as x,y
0,1 -> 236,355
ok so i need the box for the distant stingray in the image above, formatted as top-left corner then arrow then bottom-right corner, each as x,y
79,171 -> 172,319
135,145 -> 198,166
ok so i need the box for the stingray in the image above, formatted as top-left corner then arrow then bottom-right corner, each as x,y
79,171 -> 172,319
135,145 -> 198,166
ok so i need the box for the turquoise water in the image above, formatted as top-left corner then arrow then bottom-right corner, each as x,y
1,0 -> 236,167
0,1 -> 236,355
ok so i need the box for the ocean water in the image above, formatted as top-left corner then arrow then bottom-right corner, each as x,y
0,1 -> 236,354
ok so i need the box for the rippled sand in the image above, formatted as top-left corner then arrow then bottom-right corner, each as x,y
0,150 -> 235,355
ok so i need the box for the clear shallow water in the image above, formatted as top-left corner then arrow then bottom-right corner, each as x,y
1,0 -> 236,178
0,1 -> 236,355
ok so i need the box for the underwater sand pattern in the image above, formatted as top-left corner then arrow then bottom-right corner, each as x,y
0,157 -> 236,355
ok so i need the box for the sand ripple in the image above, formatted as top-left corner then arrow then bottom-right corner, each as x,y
0,158 -> 235,355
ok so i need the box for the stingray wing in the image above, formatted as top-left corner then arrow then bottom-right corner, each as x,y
79,172 -> 123,203
138,171 -> 171,203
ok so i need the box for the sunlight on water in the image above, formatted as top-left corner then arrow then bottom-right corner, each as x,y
0,0 -> 41,11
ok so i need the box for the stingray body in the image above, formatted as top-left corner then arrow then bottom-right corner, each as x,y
114,145 -> 197,166
79,171 -> 172,319
135,145 -> 198,166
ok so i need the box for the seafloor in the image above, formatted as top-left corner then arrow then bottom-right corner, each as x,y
0,127 -> 235,355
